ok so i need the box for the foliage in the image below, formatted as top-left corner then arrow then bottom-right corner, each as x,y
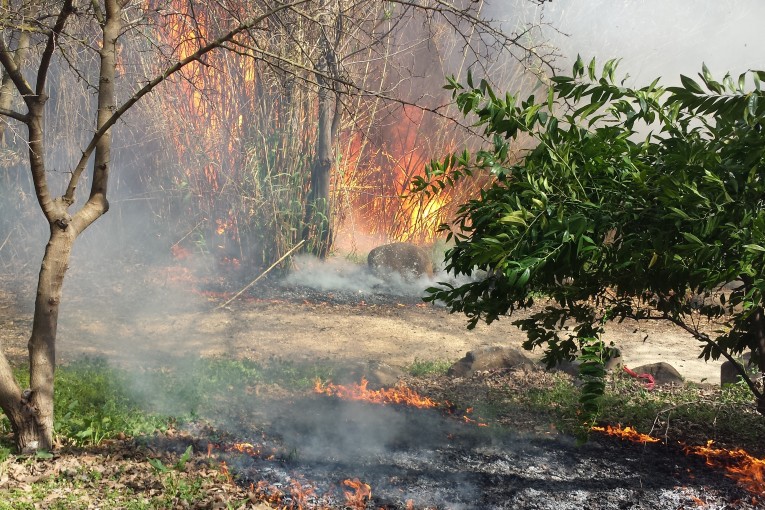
414,59 -> 765,419
47,359 -> 169,446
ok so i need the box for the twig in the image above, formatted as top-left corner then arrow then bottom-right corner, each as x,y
215,240 -> 305,310
171,220 -> 205,249
0,227 -> 14,254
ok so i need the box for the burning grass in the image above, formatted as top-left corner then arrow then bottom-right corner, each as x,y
2,356 -> 765,508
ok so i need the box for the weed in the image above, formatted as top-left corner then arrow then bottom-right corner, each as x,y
407,358 -> 453,377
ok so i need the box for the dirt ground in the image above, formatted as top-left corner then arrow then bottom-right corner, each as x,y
0,263 -> 725,384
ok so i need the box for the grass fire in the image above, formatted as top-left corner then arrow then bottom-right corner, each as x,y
2,1 -> 765,509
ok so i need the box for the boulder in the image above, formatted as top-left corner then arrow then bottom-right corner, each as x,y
547,348 -> 622,378
630,362 -> 684,386
448,346 -> 533,377
720,352 -> 760,385
334,360 -> 406,389
368,242 -> 433,281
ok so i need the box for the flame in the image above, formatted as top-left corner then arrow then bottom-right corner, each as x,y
342,478 -> 371,509
593,425 -> 765,496
591,425 -> 661,444
314,377 -> 439,409
314,378 -> 489,427
685,441 -> 765,495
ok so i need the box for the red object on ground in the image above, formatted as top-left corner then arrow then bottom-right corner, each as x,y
623,365 -> 656,391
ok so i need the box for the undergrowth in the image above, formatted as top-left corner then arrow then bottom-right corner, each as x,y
1,356 -> 336,449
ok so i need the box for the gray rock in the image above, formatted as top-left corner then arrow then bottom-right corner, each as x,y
448,346 -> 533,377
333,360 -> 406,389
630,362 -> 684,385
368,242 -> 433,281
548,349 -> 622,378
720,352 -> 760,385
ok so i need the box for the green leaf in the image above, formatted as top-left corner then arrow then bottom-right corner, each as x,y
573,55 -> 584,77
744,244 -> 765,253
500,213 -> 527,227
149,458 -> 169,473
682,232 -> 704,245
680,75 -> 704,94
517,268 -> 531,287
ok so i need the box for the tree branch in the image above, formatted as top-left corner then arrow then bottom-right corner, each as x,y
64,0 -> 311,204
36,0 -> 75,97
0,37 -> 34,99
0,106 -> 29,123
660,314 -> 763,399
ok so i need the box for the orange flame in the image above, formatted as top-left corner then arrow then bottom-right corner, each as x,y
342,478 -> 371,509
593,425 -> 765,496
591,425 -> 661,444
314,377 -> 439,409
685,441 -> 765,495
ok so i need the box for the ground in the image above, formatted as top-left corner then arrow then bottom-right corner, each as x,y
0,260 -> 725,384
0,262 -> 761,509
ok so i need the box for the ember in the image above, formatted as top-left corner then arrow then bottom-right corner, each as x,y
314,377 -> 439,409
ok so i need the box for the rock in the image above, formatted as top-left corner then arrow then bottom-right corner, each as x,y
368,242 -> 433,281
547,348 -> 622,378
334,360 -> 406,388
448,346 -> 533,377
721,352 -> 760,385
630,362 -> 684,385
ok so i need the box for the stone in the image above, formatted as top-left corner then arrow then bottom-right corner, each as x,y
334,360 -> 406,388
630,362 -> 684,386
547,347 -> 622,378
720,352 -> 760,385
368,242 -> 433,281
447,346 -> 533,377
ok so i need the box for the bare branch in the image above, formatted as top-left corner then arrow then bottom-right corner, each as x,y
64,0 -> 312,204
0,37 -> 34,99
0,106 -> 30,122
36,0 -> 75,97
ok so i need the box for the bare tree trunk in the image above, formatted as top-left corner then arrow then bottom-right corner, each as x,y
303,0 -> 341,257
304,77 -> 335,257
750,307 -> 765,415
21,229 -> 75,451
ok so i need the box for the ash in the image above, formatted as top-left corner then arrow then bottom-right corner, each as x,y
222,396 -> 756,510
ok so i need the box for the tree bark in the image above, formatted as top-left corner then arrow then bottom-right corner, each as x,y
303,0 -> 341,257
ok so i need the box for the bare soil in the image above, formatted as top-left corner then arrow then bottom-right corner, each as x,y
0,263 -> 724,383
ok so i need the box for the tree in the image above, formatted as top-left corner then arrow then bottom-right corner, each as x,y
415,60 -> 765,419
0,0 -> 307,452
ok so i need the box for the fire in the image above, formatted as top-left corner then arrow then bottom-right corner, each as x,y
685,441 -> 765,495
342,478 -> 372,509
591,425 -> 661,444
593,425 -> 765,496
228,441 -> 275,461
314,377 -> 439,409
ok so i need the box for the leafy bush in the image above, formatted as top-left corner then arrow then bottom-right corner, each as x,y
414,60 -> 765,421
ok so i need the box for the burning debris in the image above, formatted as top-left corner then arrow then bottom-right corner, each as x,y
314,378 -> 439,409
189,377 -> 761,510
593,425 -> 765,498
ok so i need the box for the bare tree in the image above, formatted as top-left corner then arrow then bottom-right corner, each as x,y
0,0 -> 307,452
0,0 -> 555,452
154,0 -> 559,260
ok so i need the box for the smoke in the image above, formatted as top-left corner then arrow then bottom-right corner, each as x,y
283,253 -> 478,301
487,0 -> 765,84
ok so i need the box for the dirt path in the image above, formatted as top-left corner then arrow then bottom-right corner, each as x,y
0,268 -> 723,383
